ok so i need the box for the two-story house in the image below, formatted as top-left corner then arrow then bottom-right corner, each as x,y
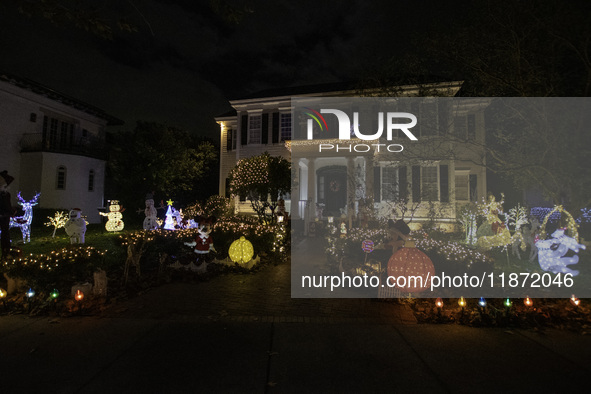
0,72 -> 123,223
216,81 -> 488,231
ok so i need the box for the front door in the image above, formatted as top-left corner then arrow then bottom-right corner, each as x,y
318,166 -> 347,217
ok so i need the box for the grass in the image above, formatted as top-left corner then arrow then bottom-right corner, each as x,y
8,222 -> 140,256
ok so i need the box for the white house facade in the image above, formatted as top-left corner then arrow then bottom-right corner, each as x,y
216,82 -> 488,231
0,72 -> 122,223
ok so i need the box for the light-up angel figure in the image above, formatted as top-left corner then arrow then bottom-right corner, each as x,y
476,193 -> 512,249
535,228 -> 586,276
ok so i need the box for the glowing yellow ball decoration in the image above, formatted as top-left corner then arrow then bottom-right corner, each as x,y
229,236 -> 254,264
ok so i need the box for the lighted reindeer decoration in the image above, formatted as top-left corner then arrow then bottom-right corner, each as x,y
9,192 -> 40,243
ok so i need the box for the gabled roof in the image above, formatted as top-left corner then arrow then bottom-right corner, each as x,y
0,71 -> 124,125
215,79 -> 463,118
234,81 -> 363,100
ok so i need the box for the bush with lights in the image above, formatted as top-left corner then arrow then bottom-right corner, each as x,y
325,219 -> 492,280
0,246 -> 110,292
405,296 -> 591,332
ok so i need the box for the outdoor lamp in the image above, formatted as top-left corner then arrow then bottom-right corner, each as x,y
570,295 -> 580,307
75,290 -> 84,302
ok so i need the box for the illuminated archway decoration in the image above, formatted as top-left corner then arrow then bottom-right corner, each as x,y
539,205 -> 579,243
228,236 -> 254,264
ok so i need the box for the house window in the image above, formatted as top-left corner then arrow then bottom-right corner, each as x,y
455,175 -> 469,201
410,101 -> 439,137
382,166 -> 399,201
88,170 -> 95,192
421,166 -> 438,201
248,115 -> 262,144
60,122 -> 74,149
455,115 -> 476,140
43,115 -> 75,150
280,113 -> 291,141
56,166 -> 67,190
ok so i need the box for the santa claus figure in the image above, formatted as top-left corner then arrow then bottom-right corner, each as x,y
64,208 -> 86,244
184,216 -> 216,262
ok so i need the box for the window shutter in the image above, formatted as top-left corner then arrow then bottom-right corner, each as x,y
272,112 -> 279,143
412,166 -> 421,202
226,128 -> 232,151
241,115 -> 248,145
440,165 -> 449,202
398,166 -> 407,200
438,101 -> 449,134
262,113 -> 269,144
469,174 -> 478,202
373,167 -> 381,203
467,114 -> 476,140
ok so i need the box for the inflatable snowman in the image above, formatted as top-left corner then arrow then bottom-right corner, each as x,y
64,208 -> 86,244
100,200 -> 125,232
143,194 -> 159,230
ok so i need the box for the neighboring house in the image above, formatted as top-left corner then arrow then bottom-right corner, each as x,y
216,81 -> 488,230
0,72 -> 123,223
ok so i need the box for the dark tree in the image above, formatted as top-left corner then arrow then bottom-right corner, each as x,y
107,121 -> 218,209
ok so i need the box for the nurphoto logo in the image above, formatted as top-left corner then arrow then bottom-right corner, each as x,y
304,108 -> 418,152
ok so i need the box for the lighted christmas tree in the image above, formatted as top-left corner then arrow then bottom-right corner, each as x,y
164,199 -> 175,230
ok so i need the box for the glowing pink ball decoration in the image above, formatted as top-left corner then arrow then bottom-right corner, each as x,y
387,247 -> 435,293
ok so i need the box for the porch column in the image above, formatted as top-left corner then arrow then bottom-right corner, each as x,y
347,157 -> 355,227
291,158 -> 301,220
365,154 -> 374,202
307,158 -> 316,220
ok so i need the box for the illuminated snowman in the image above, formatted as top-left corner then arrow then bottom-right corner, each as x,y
143,194 -> 159,230
100,200 -> 125,232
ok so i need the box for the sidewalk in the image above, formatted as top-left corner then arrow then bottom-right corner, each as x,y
0,237 -> 590,393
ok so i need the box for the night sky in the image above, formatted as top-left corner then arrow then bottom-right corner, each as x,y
0,0 -> 456,139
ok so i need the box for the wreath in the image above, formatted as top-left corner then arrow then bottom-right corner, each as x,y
330,180 -> 340,192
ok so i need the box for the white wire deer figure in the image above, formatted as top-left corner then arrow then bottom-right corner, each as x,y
9,192 -> 40,243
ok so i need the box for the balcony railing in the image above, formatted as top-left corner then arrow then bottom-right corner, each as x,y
20,133 -> 107,160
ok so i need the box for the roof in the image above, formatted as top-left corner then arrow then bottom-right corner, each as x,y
0,71 -> 124,126
234,81 -> 362,100
215,78 -> 463,118
233,77 -> 462,101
